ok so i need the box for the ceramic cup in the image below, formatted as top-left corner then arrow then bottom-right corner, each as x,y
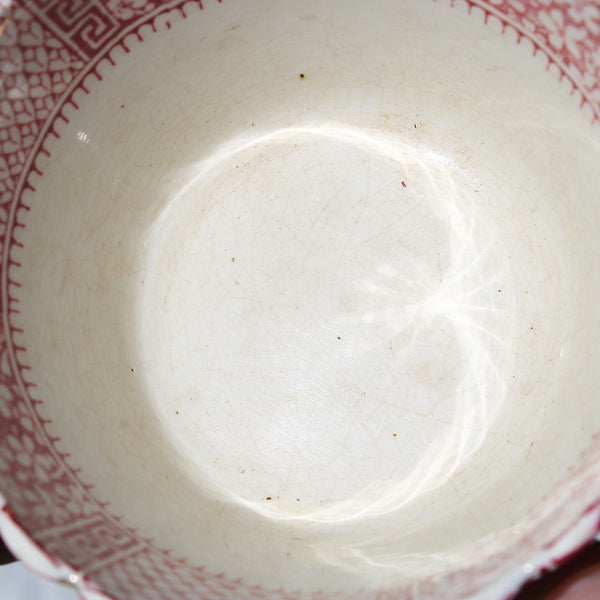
1,1 -> 600,599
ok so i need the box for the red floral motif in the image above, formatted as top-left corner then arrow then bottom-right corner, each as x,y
472,0 -> 600,111
0,1 -> 599,600
0,7 -> 84,222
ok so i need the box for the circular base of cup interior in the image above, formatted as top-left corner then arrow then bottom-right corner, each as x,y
139,123 -> 514,520
9,0 -> 600,595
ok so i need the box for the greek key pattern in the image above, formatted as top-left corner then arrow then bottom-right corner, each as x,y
24,0 -> 161,58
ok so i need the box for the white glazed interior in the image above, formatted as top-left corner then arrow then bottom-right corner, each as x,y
8,0 -> 600,595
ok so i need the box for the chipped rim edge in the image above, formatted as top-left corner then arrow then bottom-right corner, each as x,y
0,493 -> 114,600
2,491 -> 600,600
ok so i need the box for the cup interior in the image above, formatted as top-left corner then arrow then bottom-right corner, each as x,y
4,0 -> 600,596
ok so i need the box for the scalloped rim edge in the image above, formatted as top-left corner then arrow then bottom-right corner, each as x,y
0,493 -> 113,600
2,491 -> 600,600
